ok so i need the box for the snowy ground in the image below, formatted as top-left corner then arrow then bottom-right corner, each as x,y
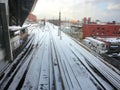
1,22 -> 120,90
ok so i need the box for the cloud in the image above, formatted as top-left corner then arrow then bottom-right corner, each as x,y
32,0 -> 120,22
107,3 -> 120,10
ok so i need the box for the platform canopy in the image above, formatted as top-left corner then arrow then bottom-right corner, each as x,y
9,0 -> 37,26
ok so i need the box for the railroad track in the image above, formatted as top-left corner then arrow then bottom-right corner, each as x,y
8,29 -> 48,90
20,25 -> 51,90
51,32 -> 105,90
0,26 -> 47,90
50,32 -> 64,90
1,23 -> 120,90
72,38 -> 120,74
37,33 -> 50,90
54,30 -> 77,90
51,29 -> 97,89
51,29 -> 120,90
0,37 -> 34,90
68,37 -> 120,90
21,27 -> 49,90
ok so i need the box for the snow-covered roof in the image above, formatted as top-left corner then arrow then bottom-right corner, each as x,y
96,37 -> 120,43
9,25 -> 30,31
86,37 -> 105,44
9,26 -> 21,31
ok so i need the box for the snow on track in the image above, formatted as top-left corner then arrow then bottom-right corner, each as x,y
1,23 -> 120,90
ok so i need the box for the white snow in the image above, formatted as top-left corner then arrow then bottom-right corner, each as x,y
8,22 -> 120,90
9,25 -> 30,31
97,37 -> 120,43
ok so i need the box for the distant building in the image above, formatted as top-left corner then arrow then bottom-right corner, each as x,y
83,17 -> 87,24
88,17 -> 91,24
48,19 -> 59,26
27,13 -> 37,22
82,17 -> 120,38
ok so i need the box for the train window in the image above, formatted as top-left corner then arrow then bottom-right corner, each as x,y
21,28 -> 27,34
10,31 -> 14,37
23,29 -> 26,33
25,28 -> 28,32
10,30 -> 20,38
20,29 -> 24,34
102,44 -> 105,47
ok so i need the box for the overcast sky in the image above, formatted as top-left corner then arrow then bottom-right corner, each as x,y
33,0 -> 120,22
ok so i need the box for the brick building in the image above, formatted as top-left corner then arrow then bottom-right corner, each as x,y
82,18 -> 120,38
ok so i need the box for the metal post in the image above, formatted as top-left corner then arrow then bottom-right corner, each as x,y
58,12 -> 62,40
53,17 -> 54,28
58,12 -> 60,36
0,3 -> 13,61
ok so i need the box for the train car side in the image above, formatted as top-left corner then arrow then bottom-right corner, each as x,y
84,37 -> 107,54
9,26 -> 29,57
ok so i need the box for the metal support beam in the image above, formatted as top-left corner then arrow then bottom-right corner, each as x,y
0,3 -> 13,60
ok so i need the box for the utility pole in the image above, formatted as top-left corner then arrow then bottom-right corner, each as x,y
53,17 -> 54,28
58,11 -> 62,40
58,12 -> 60,36
65,17 -> 66,26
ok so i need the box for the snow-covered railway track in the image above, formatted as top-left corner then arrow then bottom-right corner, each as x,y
20,35 -> 47,90
72,38 -> 120,74
51,30 -> 81,89
1,23 -> 120,90
51,24 -> 120,90
52,41 -> 83,90
37,34 -> 50,90
0,27 -> 47,90
0,37 -> 34,90
69,39 -> 120,90
51,30 -> 98,90
50,24 -> 104,90
50,33 -> 64,90
10,30 -> 48,90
